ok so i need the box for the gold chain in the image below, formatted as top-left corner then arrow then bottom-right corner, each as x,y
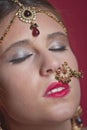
0,15 -> 16,45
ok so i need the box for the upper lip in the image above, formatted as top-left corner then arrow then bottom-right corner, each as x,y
44,81 -> 70,96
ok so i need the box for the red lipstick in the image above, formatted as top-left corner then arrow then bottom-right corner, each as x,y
44,81 -> 70,98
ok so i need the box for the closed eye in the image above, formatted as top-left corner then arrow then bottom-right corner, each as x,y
9,54 -> 32,64
49,46 -> 67,52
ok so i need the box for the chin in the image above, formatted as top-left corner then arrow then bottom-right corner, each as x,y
42,102 -> 80,123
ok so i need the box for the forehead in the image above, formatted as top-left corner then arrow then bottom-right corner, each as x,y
0,11 -> 67,51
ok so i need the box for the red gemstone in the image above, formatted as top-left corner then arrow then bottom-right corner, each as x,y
32,27 -> 40,37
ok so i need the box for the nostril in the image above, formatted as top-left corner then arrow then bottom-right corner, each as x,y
46,69 -> 53,73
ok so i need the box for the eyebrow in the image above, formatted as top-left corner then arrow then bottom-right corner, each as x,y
3,39 -> 30,54
47,32 -> 67,39
2,31 -> 67,54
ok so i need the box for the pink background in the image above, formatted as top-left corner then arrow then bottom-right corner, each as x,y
49,0 -> 87,126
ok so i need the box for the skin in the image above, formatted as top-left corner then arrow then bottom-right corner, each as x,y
0,11 -> 81,130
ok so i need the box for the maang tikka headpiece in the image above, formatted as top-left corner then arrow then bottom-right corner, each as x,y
0,0 -> 67,44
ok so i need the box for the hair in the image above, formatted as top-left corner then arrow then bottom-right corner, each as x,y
0,0 -> 62,22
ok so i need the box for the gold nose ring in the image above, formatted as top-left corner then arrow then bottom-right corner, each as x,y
55,62 -> 83,83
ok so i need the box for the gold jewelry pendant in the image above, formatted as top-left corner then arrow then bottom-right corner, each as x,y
72,106 -> 83,130
55,62 -> 83,83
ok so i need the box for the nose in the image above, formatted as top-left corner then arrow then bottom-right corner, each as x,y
39,53 -> 60,76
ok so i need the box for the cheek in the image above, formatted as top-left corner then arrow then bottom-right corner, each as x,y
63,49 -> 78,70
0,65 -> 40,120
0,65 -> 36,100
70,78 -> 81,103
68,78 -> 81,117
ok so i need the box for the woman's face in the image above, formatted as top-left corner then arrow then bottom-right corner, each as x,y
0,12 -> 80,124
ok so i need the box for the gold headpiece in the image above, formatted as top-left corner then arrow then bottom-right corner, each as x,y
0,0 -> 67,44
55,62 -> 83,83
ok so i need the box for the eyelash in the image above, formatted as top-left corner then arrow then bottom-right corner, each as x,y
9,54 -> 32,64
49,46 -> 67,52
